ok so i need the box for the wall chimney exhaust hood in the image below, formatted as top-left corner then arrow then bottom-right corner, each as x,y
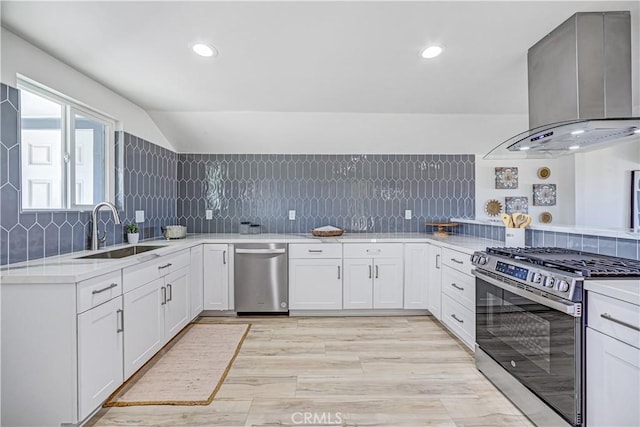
485,11 -> 639,159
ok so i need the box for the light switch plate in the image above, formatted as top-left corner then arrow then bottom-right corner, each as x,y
404,210 -> 412,220
135,210 -> 145,223
205,210 -> 213,220
288,210 -> 296,220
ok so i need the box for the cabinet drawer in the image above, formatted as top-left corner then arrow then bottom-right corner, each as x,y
441,266 -> 475,310
441,293 -> 475,350
343,243 -> 403,259
123,249 -> 190,293
588,291 -> 640,348
77,270 -> 122,313
289,243 -> 342,259
442,247 -> 473,275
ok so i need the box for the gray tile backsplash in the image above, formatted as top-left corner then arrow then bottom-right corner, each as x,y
176,154 -> 476,233
0,82 -> 177,265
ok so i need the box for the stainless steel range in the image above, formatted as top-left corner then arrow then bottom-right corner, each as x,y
471,247 -> 640,427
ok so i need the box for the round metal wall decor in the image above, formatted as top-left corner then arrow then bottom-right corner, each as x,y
537,167 -> 551,179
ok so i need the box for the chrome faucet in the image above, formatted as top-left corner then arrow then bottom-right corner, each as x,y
91,201 -> 122,250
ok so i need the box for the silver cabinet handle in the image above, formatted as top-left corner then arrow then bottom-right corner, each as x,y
235,248 -> 286,254
436,254 -> 440,269
337,266 -> 341,279
375,265 -> 379,279
116,309 -> 124,333
223,250 -> 226,264
92,283 -> 118,295
451,258 -> 464,265
368,265 -> 372,279
451,313 -> 464,323
167,284 -> 173,302
366,249 -> 381,254
308,249 -> 323,253
161,286 -> 167,305
451,283 -> 464,291
600,313 -> 640,332
158,263 -> 172,270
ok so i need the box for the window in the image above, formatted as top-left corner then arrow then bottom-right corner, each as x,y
19,78 -> 115,211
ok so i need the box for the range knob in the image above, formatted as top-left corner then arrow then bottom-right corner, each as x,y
532,272 -> 542,284
557,280 -> 570,292
479,256 -> 488,265
544,276 -> 555,288
472,255 -> 479,264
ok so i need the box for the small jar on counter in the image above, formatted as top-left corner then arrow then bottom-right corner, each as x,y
249,224 -> 261,234
239,221 -> 251,234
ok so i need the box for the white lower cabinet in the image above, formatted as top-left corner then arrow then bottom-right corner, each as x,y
163,267 -> 190,339
289,258 -> 343,309
404,243 -> 429,309
441,293 -> 475,348
427,244 -> 442,319
203,244 -> 230,310
189,244 -> 204,319
77,296 -> 124,421
343,258 -> 375,308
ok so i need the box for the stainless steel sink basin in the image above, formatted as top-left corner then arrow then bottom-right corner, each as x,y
77,245 -> 165,259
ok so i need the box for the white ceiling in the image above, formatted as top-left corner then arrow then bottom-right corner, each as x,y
2,1 -> 639,153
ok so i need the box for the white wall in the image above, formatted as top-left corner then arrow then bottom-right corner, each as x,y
574,139 -> 640,228
475,156 -> 576,226
0,28 -> 173,150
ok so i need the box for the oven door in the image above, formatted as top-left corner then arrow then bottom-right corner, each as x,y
474,270 -> 582,426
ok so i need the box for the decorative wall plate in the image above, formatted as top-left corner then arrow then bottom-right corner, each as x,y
505,196 -> 529,214
540,212 -> 553,223
495,167 -> 519,189
484,199 -> 503,216
533,184 -> 557,206
537,167 -> 551,179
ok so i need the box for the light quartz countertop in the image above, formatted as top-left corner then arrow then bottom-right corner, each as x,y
0,232 -> 503,284
585,280 -> 640,306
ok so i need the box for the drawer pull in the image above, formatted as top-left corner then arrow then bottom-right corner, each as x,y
366,249 -> 381,254
116,309 -> 124,333
337,266 -> 341,279
308,249 -> 323,253
158,263 -> 172,270
167,284 -> 173,302
600,313 -> 640,332
451,258 -> 464,265
161,286 -> 167,305
451,283 -> 464,291
451,313 -> 464,324
91,283 -> 118,295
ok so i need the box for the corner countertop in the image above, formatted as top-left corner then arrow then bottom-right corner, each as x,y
0,232 -> 503,284
585,280 -> 640,306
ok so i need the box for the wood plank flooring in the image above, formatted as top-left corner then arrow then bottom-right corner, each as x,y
87,315 -> 533,427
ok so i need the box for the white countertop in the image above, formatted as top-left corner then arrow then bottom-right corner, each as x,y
585,280 -> 640,306
0,232 -> 503,284
451,218 -> 640,241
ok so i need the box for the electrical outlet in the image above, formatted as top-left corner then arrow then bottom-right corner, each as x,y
135,210 -> 145,223
288,210 -> 296,220
205,210 -> 213,220
404,210 -> 412,220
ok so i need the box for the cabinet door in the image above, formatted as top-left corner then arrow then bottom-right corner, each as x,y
289,258 -> 342,309
164,267 -> 190,340
123,278 -> 164,378
203,244 -> 229,310
189,245 -> 204,320
373,258 -> 404,309
587,328 -> 640,427
343,258 -> 373,309
427,244 -> 442,320
404,244 -> 429,309
77,296 -> 124,421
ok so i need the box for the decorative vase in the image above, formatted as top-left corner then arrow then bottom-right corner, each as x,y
127,233 -> 139,244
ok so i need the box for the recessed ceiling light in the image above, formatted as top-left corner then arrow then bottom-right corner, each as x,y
192,43 -> 217,57
420,45 -> 443,59
569,145 -> 580,150
519,146 -> 530,151
570,129 -> 585,135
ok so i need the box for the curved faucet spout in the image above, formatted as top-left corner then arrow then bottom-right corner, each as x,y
91,202 -> 121,250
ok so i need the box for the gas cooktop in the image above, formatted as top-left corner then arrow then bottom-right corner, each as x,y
485,247 -> 640,278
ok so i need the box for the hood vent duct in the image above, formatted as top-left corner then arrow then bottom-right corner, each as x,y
486,11 -> 639,159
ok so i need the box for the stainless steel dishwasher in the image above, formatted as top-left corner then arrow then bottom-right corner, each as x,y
234,243 -> 288,314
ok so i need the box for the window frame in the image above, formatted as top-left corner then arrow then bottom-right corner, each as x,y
17,77 -> 116,212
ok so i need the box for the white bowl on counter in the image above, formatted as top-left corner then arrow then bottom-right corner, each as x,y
161,225 -> 187,239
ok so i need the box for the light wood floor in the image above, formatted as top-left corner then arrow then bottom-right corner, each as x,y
87,315 -> 533,427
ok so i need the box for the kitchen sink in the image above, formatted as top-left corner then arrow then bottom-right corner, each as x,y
76,245 -> 165,259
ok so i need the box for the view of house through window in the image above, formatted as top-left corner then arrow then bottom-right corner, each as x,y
19,80 -> 112,211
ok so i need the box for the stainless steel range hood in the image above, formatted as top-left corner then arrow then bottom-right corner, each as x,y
486,11 -> 640,159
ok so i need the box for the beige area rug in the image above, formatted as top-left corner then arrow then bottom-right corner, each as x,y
104,322 -> 250,407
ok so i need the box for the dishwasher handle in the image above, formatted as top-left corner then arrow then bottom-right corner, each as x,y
235,248 -> 287,254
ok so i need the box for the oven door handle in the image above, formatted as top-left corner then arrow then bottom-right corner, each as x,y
472,269 -> 582,317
